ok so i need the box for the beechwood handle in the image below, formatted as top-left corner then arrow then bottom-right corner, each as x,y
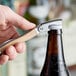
0,28 -> 39,52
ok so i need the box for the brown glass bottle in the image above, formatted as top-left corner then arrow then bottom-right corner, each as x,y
40,29 -> 70,76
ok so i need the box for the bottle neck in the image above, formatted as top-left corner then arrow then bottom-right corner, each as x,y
47,29 -> 63,56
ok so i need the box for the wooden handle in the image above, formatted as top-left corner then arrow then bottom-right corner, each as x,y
0,28 -> 39,52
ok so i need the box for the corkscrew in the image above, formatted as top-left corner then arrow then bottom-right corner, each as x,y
0,19 -> 62,53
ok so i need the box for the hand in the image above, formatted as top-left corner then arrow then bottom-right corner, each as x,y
0,5 -> 35,65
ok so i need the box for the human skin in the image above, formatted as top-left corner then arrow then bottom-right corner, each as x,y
0,5 -> 35,65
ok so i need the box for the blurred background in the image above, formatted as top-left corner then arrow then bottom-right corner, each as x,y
0,0 -> 76,76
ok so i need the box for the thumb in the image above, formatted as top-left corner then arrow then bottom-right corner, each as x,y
11,13 -> 36,30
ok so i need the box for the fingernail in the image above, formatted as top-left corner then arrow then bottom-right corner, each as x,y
30,23 -> 36,27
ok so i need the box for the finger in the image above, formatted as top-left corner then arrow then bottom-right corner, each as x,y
11,13 -> 36,30
15,42 -> 26,53
0,26 -> 19,44
0,55 -> 9,65
5,46 -> 17,60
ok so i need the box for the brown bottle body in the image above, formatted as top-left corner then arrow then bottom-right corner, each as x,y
40,29 -> 70,76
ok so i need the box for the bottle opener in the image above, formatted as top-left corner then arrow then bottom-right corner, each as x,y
0,19 -> 62,53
